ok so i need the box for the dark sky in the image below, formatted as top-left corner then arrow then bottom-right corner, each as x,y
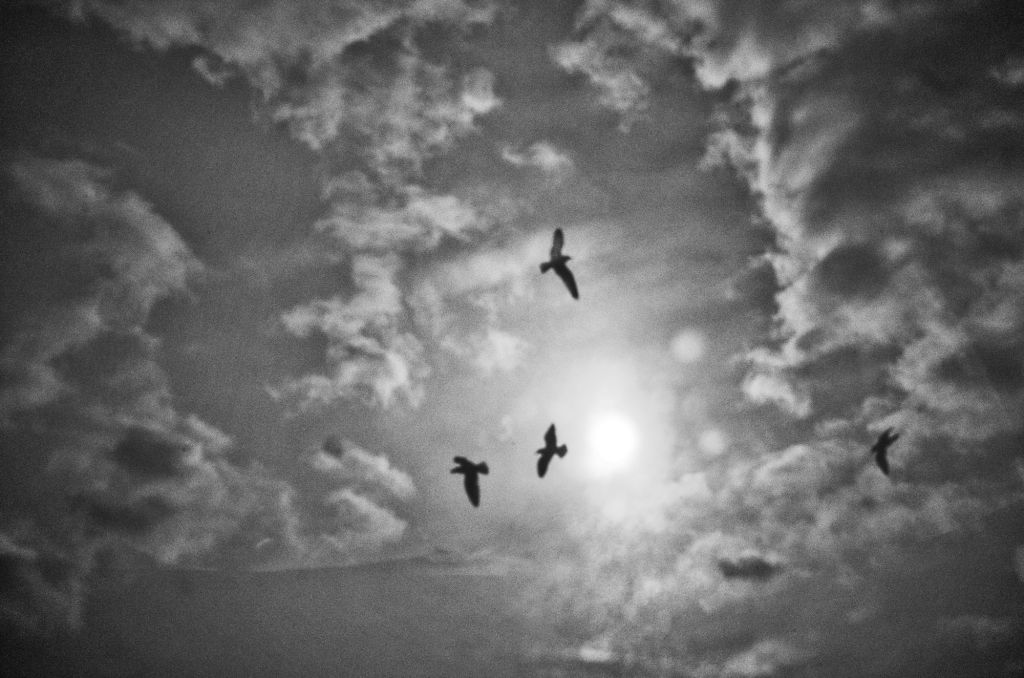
1,1 -> 1023,676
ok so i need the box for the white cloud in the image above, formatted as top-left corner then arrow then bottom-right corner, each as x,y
273,254 -> 429,410
670,329 -> 705,363
315,488 -> 407,558
695,639 -> 812,678
65,0 -> 498,161
500,141 -> 574,175
311,439 -> 416,500
315,179 -> 486,251
0,157 -> 200,422
697,428 -> 727,456
741,372 -> 811,418
471,327 -> 529,375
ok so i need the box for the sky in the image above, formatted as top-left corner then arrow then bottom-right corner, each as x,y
1,0 -> 1023,675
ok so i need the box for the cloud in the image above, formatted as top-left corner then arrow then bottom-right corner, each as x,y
0,154 -> 421,633
0,157 -> 200,423
54,1 -> 508,410
109,426 -> 192,479
717,555 -> 782,582
500,141 -> 574,175
669,328 -> 705,363
676,1 -> 1024,444
937,614 -> 1018,650
313,436 -> 416,500
694,639 -> 812,678
524,7 -> 1024,671
0,524 -> 89,636
551,0 -> 1024,442
315,176 -> 488,251
313,488 -> 407,559
471,327 -> 529,374
62,0 -> 498,160
271,254 -> 429,410
552,2 -> 689,130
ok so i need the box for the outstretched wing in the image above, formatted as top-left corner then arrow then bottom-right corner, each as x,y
554,263 -> 579,299
874,450 -> 890,475
463,473 -> 481,507
550,228 -> 564,258
544,424 -> 557,448
537,452 -> 551,478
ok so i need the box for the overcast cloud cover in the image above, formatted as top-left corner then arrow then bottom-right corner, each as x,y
1,0 -> 1023,675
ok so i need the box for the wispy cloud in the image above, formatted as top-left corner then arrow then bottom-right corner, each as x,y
62,0 -> 497,157
0,154 -> 420,632
314,436 -> 416,500
693,638 -> 812,678
1,157 -> 199,423
500,141 -> 574,175
56,0 -> 506,412
271,254 -> 430,410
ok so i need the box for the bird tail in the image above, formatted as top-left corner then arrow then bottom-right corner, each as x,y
540,262 -> 552,273
477,462 -> 489,474
557,445 -> 567,458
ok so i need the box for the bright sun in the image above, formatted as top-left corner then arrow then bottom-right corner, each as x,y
586,411 -> 639,477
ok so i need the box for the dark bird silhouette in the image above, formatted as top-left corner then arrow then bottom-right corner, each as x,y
540,228 -> 579,299
536,423 -> 568,478
870,427 -> 899,475
451,456 -> 489,507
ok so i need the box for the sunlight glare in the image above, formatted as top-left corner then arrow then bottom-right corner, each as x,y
586,412 -> 639,478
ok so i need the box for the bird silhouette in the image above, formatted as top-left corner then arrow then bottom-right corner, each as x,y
451,456 -> 489,507
536,423 -> 568,478
540,228 -> 579,299
870,427 -> 899,475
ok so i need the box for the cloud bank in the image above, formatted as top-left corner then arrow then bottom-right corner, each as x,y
536,1 -> 1024,673
0,156 -> 416,634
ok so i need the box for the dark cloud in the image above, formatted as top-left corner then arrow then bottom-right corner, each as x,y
810,243 -> 892,301
0,157 -> 199,424
536,5 -> 1024,668
80,495 -> 178,536
717,555 -> 782,582
322,435 -> 345,459
55,0 -> 498,159
109,426 -> 189,480
0,524 -> 88,636
311,438 -> 415,500
0,151 -> 420,633
45,0 -> 508,412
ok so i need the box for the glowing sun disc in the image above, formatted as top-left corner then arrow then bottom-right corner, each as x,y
586,412 -> 639,477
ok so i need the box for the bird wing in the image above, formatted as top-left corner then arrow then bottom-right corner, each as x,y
537,452 -> 551,478
464,473 -> 480,507
875,451 -> 890,475
554,263 -> 579,299
550,228 -> 564,258
544,424 -> 557,447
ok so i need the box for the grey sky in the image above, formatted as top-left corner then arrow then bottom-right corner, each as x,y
1,1 -> 1023,675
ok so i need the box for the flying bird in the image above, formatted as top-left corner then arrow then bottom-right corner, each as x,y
451,456 -> 489,507
536,423 -> 568,478
870,427 -> 899,475
540,228 -> 579,299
